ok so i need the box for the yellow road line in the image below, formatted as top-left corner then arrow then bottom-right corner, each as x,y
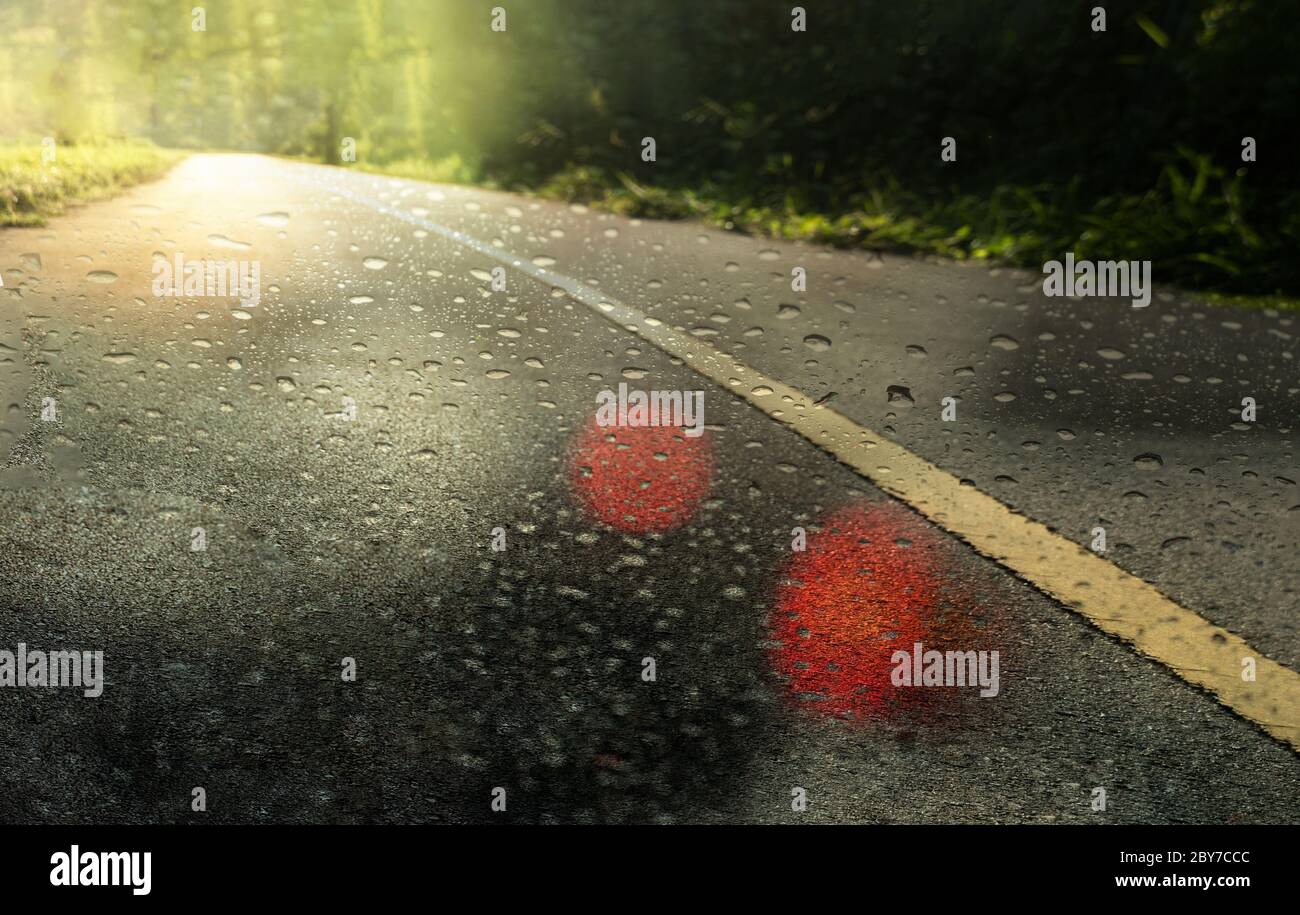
325,168 -> 1300,752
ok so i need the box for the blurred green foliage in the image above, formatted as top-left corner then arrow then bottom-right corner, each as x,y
1,0 -> 1297,295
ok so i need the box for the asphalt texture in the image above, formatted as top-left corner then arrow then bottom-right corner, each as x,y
0,154 -> 1296,824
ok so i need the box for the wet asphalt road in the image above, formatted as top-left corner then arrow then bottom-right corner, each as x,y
0,154 -> 1296,824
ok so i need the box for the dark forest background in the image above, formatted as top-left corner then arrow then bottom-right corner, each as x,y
2,0 -> 1298,296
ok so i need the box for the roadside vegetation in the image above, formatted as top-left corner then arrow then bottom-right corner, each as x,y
522,148 -> 1298,311
348,145 -> 1298,312
0,141 -> 183,227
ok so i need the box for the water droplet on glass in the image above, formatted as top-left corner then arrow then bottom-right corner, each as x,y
1133,453 -> 1164,470
886,385 -> 914,405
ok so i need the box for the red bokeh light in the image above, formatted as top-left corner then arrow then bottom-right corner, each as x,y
569,416 -> 713,534
770,501 -> 945,720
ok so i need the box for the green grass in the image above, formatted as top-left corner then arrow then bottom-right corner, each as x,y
363,154 -> 478,186
521,150 -> 1299,311
0,141 -> 185,227
1202,292 -> 1300,312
